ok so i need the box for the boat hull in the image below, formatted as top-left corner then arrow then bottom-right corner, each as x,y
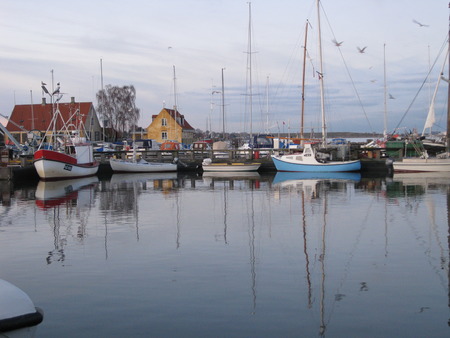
109,159 -> 177,173
202,163 -> 261,172
271,156 -> 361,172
33,150 -> 99,180
393,158 -> 450,172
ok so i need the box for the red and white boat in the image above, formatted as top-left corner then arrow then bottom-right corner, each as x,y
34,143 -> 99,180
33,90 -> 99,180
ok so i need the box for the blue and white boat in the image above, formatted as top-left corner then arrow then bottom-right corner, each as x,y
271,0 -> 361,173
271,143 -> 361,172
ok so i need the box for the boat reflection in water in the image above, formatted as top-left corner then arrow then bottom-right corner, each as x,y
35,176 -> 99,209
272,171 -> 361,186
2,170 -> 449,336
35,176 -> 99,265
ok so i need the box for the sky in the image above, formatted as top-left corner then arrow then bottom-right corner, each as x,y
0,0 -> 449,136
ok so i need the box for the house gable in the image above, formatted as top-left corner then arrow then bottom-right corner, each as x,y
146,108 -> 194,144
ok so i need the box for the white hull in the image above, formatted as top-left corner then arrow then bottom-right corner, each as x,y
202,162 -> 261,172
110,158 -> 177,173
0,279 -> 43,334
393,157 -> 450,172
34,158 -> 99,180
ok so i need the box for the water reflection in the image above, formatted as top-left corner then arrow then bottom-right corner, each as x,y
273,173 -> 362,336
35,176 -> 99,209
34,177 -> 99,265
1,172 -> 449,336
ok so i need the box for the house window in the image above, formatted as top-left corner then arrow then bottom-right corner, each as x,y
162,132 -> 168,140
162,118 -> 167,126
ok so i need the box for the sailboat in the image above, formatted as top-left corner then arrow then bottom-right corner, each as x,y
393,5 -> 450,173
271,0 -> 361,173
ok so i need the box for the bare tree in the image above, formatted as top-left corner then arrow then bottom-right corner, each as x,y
96,85 -> 140,141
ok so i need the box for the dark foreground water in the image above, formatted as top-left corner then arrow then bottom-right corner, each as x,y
0,171 -> 449,337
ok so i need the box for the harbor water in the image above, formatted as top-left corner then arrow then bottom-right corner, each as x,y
0,171 -> 449,337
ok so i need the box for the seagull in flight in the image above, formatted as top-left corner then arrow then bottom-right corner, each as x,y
332,39 -> 343,47
413,19 -> 429,27
389,93 -> 395,99
357,46 -> 367,53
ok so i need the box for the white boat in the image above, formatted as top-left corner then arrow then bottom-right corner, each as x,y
110,157 -> 177,173
393,10 -> 450,173
0,279 -> 43,335
271,2 -> 360,173
33,83 -> 99,180
201,158 -> 261,172
393,155 -> 450,172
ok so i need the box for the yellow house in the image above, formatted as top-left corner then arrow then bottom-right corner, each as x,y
146,108 -> 195,144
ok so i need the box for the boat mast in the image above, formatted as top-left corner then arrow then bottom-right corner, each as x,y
222,67 -> 226,139
100,58 -> 104,143
383,44 -> 388,138
447,2 -> 450,154
173,65 -> 178,142
247,1 -> 253,140
301,20 -> 310,144
317,0 -> 327,146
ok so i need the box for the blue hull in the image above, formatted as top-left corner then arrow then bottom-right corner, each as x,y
271,156 -> 361,172
273,171 -> 361,184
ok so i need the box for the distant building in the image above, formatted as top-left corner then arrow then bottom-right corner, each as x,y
5,97 -> 102,145
146,108 -> 195,144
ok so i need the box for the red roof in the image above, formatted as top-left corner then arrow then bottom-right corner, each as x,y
6,101 -> 93,132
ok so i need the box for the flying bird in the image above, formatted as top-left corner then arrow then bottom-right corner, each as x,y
332,39 -> 343,47
413,19 -> 429,27
389,93 -> 395,99
357,46 -> 367,53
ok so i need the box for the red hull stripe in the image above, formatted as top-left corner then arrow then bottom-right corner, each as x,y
34,149 -> 78,165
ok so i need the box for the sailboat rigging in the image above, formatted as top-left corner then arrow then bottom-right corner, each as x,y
393,2 -> 450,172
271,0 -> 361,172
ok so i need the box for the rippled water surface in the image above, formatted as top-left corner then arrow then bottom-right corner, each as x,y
1,171 -> 449,337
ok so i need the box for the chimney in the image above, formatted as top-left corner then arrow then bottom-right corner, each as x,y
41,97 -> 46,105
71,97 -> 75,104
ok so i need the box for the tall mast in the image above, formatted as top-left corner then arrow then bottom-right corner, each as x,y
247,2 -> 253,140
301,20 -> 310,143
317,0 -> 326,146
447,2 -> 450,153
383,43 -> 388,138
221,67 -> 226,139
266,75 -> 269,134
100,58 -> 105,143
173,65 -> 178,141
173,65 -> 178,112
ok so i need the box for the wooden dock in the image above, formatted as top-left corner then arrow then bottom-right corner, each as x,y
0,148 -> 392,181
